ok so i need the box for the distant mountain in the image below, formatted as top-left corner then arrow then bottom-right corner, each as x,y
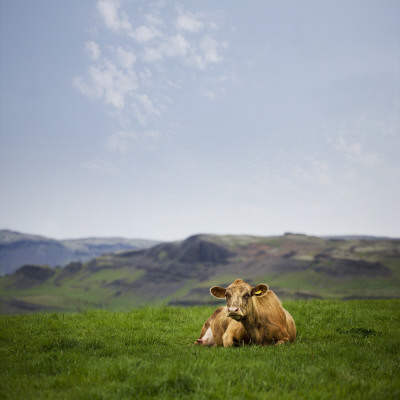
1,233 -> 399,314
0,230 -> 161,275
322,235 -> 399,241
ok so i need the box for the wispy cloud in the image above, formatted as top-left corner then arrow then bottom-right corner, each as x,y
116,46 -> 136,69
74,0 -> 230,155
105,131 -> 136,153
200,36 -> 224,63
333,136 -> 382,167
82,159 -> 121,175
97,0 -> 132,34
175,12 -> 204,33
199,73 -> 238,100
142,33 -> 190,62
84,41 -> 101,60
132,25 -> 161,43
132,93 -> 162,125
73,58 -> 138,109
105,130 -> 162,153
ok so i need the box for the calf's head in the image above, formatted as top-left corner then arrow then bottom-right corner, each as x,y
210,279 -> 269,321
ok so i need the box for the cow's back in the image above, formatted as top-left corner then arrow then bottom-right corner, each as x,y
256,290 -> 296,343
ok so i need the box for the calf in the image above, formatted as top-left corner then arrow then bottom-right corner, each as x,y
198,279 -> 296,346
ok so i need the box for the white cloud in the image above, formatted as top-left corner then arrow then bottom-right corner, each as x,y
94,61 -> 137,108
116,46 -> 136,69
97,0 -> 132,34
200,88 -> 218,101
85,41 -> 101,60
163,34 -> 190,57
73,75 -> 98,98
106,131 -> 136,153
142,33 -> 225,70
198,73 -> 237,100
132,25 -> 161,43
137,94 -> 160,116
334,137 -> 382,167
93,1 -> 227,71
73,59 -> 138,109
145,13 -> 164,26
200,36 -> 224,63
176,13 -> 204,33
188,36 -> 226,69
139,68 -> 153,86
142,34 -> 190,63
132,93 -> 161,125
75,1 -> 231,153
142,46 -> 164,63
199,86 -> 227,101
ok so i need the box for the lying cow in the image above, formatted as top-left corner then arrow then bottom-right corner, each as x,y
197,279 -> 296,346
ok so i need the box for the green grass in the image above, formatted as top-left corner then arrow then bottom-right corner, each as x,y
1,300 -> 399,399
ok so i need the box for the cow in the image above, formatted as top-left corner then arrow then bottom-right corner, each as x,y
197,279 -> 296,347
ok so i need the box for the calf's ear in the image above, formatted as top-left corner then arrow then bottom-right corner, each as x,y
210,286 -> 226,298
252,284 -> 269,297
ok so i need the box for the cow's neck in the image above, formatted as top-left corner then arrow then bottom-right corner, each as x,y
240,298 -> 267,344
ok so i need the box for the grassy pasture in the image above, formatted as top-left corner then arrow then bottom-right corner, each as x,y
0,300 -> 399,399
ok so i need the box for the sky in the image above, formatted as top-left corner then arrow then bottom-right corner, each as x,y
0,0 -> 399,241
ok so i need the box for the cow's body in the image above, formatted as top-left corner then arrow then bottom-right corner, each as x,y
197,279 -> 296,347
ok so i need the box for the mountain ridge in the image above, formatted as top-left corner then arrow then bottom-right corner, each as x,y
1,232 -> 399,314
0,229 -> 161,275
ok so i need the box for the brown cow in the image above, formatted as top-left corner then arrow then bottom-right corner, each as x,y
197,279 -> 296,346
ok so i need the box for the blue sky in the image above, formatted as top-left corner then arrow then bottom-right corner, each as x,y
1,0 -> 399,241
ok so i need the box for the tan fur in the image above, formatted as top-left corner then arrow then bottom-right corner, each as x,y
198,279 -> 296,347
196,306 -> 249,347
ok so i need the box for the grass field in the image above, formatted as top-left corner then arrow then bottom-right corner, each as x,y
1,300 -> 399,399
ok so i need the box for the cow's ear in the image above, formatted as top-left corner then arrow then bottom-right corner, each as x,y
252,284 -> 269,297
210,286 -> 226,299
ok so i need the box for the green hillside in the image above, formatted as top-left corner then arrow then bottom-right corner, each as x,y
1,233 -> 399,314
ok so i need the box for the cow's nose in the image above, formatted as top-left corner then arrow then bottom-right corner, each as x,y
228,307 -> 239,313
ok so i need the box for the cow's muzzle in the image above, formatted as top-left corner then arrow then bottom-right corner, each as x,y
227,307 -> 244,321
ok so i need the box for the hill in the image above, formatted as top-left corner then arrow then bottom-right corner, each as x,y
0,233 -> 399,314
0,230 -> 161,275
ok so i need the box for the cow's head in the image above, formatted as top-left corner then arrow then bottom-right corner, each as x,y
210,279 -> 269,321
